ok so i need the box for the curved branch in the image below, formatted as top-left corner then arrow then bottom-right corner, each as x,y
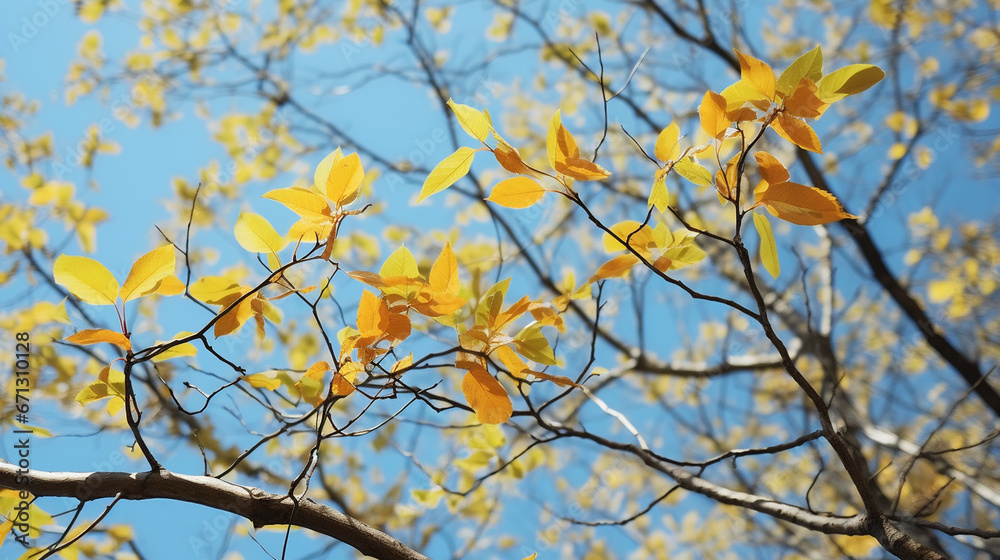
0,464 -> 428,560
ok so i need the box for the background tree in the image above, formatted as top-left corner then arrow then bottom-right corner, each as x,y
1,1 -> 998,559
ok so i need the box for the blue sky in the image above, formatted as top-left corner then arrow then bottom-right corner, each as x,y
2,1 -> 999,559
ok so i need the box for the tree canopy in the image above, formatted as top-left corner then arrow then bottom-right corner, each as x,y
1,1 -> 999,559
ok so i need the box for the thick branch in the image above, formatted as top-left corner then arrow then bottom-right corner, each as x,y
0,464 -> 428,560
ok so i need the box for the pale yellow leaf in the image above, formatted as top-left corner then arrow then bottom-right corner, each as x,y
53,255 -> 120,306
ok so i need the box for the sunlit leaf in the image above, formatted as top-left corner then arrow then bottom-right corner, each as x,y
429,242 -> 460,296
776,45 -> 823,98
514,323 -> 557,365
380,245 -> 420,278
419,147 -> 478,202
753,151 -> 790,186
117,245 -> 176,302
648,173 -> 669,213
53,255 -> 120,306
772,113 -> 822,153
486,177 -> 546,208
296,361 -> 331,407
735,49 -> 776,101
699,91 -> 730,139
448,98 -> 491,142
753,212 -> 780,278
461,366 -> 512,424
755,182 -> 857,225
325,152 -> 364,205
654,122 -> 681,162
65,329 -> 131,352
589,254 -> 640,282
263,187 -> 332,221
242,373 -> 281,391
189,276 -> 242,304
818,64 -> 885,102
555,157 -> 611,181
673,158 -> 714,187
234,213 -> 285,255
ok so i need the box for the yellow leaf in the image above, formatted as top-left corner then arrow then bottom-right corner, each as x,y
602,221 -> 656,255
735,49 -> 776,101
514,323 -> 557,365
296,361 -> 331,407
475,278 -> 510,327
447,98 -> 491,142
151,332 -> 197,362
818,64 -> 885,102
419,147 -> 478,202
522,554 -> 538,560
486,177 -> 546,208
65,329 -> 131,352
117,245 -> 176,302
429,242 -> 460,296
189,276 -> 242,304
673,158 -> 713,187
325,152 -> 364,205
590,254 -> 640,282
241,373 -> 281,390
654,122 -> 681,162
546,110 -> 577,169
699,91 -> 730,139
75,364 -> 125,406
331,361 -> 363,397
380,245 -> 420,278
53,255 -> 120,306
313,147 -> 344,192
154,274 -> 186,296
753,212 -> 780,278
390,353 -> 413,375
462,366 -> 512,424
234,212 -> 285,254
495,345 -> 529,379
756,182 -> 857,225
648,173 -> 669,213
263,187 -> 332,222
555,157 -> 612,181
775,45 -> 823,98
771,113 -> 822,153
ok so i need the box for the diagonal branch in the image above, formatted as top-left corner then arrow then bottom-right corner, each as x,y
0,464 -> 429,560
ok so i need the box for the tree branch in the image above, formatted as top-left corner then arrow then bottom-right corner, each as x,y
0,464 -> 429,560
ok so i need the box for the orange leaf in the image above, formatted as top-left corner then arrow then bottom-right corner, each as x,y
555,157 -> 611,181
461,366 -> 512,424
699,91 -> 730,139
331,361 -> 364,397
493,141 -> 533,175
357,290 -> 389,335
589,254 -> 640,282
65,329 -> 131,352
755,182 -> 857,225
528,370 -> 580,388
772,112 -> 822,153
753,151 -> 790,185
784,78 -> 826,119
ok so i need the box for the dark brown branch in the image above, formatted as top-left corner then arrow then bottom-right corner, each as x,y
0,464 -> 429,560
